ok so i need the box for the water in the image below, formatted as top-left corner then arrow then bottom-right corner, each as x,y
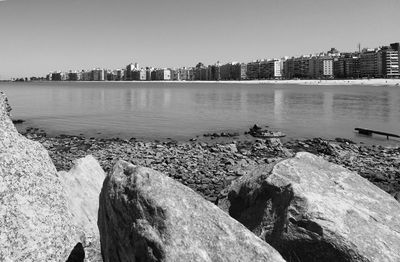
1,81 -> 400,145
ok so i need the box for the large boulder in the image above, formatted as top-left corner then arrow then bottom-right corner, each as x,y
98,160 -> 285,262
0,92 -> 81,260
219,152 -> 400,262
59,155 -> 106,261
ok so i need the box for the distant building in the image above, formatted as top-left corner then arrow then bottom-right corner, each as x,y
259,60 -> 268,79
194,62 -> 208,80
92,68 -> 105,81
68,71 -> 80,81
219,63 -> 231,80
51,72 -> 62,81
207,63 -> 220,81
146,68 -> 153,81
155,69 -> 171,80
283,56 -> 311,79
246,61 -> 260,80
259,59 -> 281,79
309,56 -> 333,79
381,43 -> 399,78
176,67 -> 191,81
132,69 -> 146,80
334,53 -> 360,79
360,48 -> 383,78
114,69 -> 124,81
81,70 -> 92,81
125,63 -> 139,81
230,62 -> 245,80
268,59 -> 282,79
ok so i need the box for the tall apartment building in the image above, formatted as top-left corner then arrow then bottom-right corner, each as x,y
145,68 -> 153,81
259,60 -> 268,79
194,63 -> 208,80
81,70 -> 92,81
68,71 -> 81,81
219,63 -> 231,80
51,72 -> 62,81
155,69 -> 171,80
151,70 -> 157,81
219,62 -> 246,80
260,59 -> 281,79
176,68 -> 189,81
246,61 -> 260,80
92,69 -> 105,81
309,56 -> 333,79
115,69 -> 124,81
360,49 -> 383,78
334,53 -> 361,79
381,44 -> 399,78
125,63 -> 139,81
283,56 -> 311,79
283,58 -> 294,79
132,69 -> 146,80
231,62 -> 247,80
107,70 -> 118,81
207,63 -> 221,81
266,59 -> 282,79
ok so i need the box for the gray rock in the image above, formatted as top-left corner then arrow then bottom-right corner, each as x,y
220,152 -> 400,262
59,155 -> 106,262
98,160 -> 285,262
0,92 -> 81,261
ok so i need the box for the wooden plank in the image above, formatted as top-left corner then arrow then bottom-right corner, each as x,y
355,128 -> 400,139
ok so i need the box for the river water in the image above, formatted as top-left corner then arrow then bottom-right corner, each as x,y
1,81 -> 399,145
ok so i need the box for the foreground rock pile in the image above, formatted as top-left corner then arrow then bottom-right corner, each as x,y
98,160 -> 285,262
0,93 -> 80,261
219,152 -> 400,262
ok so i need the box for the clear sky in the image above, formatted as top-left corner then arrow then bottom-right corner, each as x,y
0,0 -> 399,79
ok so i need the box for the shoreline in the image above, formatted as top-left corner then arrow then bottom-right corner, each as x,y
8,78 -> 400,86
22,127 -> 400,203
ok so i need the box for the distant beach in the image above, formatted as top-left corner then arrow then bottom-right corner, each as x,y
69,78 -> 400,86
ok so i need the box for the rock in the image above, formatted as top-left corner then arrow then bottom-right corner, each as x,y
98,160 -> 285,262
0,92 -> 81,261
11,119 -> 25,124
220,152 -> 400,262
59,155 -> 106,261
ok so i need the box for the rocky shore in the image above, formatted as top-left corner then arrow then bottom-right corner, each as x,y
22,126 -> 400,203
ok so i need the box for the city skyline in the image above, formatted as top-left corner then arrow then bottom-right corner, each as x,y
1,0 -> 400,79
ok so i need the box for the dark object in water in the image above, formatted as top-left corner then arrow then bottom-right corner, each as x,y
355,128 -> 400,140
248,124 -> 285,138
12,119 -> 25,124
66,242 -> 85,262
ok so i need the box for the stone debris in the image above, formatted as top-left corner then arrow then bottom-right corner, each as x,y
24,128 -> 400,203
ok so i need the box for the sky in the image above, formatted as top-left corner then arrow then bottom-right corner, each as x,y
0,0 -> 399,79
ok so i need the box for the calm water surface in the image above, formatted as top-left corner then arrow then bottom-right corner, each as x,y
1,82 -> 400,145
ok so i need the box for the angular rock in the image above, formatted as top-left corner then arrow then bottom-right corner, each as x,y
98,160 -> 285,262
0,92 -> 81,260
59,155 -> 106,261
219,152 -> 400,262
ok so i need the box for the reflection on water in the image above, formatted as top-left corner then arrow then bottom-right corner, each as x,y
1,82 -> 400,145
